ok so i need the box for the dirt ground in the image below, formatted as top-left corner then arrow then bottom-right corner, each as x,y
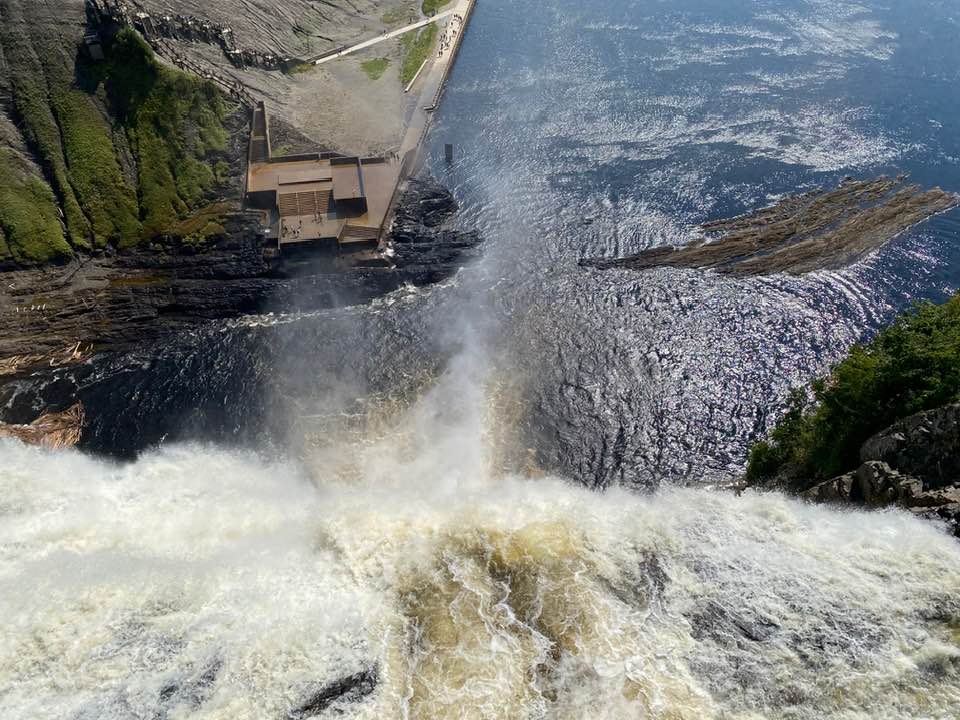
133,0 -> 423,154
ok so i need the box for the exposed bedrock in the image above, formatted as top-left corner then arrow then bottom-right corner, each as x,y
0,174 -> 480,383
581,176 -> 959,277
800,404 -> 960,536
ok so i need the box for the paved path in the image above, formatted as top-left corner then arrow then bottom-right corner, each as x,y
313,10 -> 458,66
398,0 -> 473,159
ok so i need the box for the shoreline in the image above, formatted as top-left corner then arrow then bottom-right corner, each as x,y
384,0 -> 477,230
0,1 -> 482,384
0,177 -> 478,387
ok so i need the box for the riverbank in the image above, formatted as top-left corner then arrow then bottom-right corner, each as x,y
0,176 -> 478,383
0,0 -> 482,382
745,294 -> 960,535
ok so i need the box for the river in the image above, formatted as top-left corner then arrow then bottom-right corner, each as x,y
2,0 -> 960,717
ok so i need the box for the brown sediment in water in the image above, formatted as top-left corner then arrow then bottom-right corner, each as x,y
581,176 -> 959,277
0,403 -> 84,449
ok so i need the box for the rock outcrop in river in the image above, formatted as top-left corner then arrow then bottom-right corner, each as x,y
582,176 -> 958,276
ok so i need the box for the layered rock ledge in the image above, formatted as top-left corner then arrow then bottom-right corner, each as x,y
582,176 -> 958,276
0,175 -> 479,381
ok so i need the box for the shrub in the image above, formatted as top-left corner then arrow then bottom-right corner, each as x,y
361,57 -> 391,81
400,24 -> 438,85
747,294 -> 960,485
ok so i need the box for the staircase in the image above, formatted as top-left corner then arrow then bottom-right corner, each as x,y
278,190 -> 334,218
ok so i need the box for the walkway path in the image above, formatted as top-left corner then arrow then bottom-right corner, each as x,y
397,0 -> 473,160
312,9 -> 459,66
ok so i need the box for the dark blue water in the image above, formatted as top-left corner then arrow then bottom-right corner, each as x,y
416,0 -> 960,485
4,0 -> 959,486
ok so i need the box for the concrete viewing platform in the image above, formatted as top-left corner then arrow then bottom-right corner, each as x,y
245,103 -> 400,256
243,0 -> 476,260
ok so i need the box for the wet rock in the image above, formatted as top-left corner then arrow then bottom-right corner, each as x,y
286,668 -> 378,719
606,553 -> 669,610
803,462 -> 923,507
392,176 -> 458,229
801,473 -> 855,503
855,461 -> 923,507
581,176 -> 959,276
688,600 -> 780,645
0,175 -> 479,382
158,657 -> 223,711
388,176 -> 481,281
638,553 -> 668,606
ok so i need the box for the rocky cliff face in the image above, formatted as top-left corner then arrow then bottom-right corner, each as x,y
0,174 -> 479,392
801,404 -> 960,536
0,1 -> 245,264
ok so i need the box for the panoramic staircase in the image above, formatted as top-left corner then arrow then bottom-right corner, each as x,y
339,225 -> 379,245
278,190 -> 334,218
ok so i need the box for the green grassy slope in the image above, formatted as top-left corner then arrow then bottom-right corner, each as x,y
0,149 -> 72,263
107,30 -> 230,241
0,10 -> 234,264
400,24 -> 438,85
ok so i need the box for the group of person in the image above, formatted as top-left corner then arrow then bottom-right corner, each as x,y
437,14 -> 465,58
282,218 -> 306,241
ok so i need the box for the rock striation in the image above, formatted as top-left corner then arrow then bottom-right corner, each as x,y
0,175 -> 478,382
800,404 -> 960,535
582,176 -> 959,277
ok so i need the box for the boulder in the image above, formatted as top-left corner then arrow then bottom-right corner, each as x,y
860,403 -> 960,489
855,461 -> 923,507
802,461 -> 924,508
789,404 -> 960,536
801,473 -> 855,503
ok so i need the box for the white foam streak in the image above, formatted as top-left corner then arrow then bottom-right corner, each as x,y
2,375 -> 960,720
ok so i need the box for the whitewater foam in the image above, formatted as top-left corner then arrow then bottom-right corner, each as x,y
3,428 -> 959,719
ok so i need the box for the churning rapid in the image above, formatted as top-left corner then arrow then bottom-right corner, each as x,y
4,0 -> 960,717
3,360 -> 960,719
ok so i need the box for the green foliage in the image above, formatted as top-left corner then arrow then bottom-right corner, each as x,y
0,152 -> 72,263
106,30 -> 229,240
745,388 -> 813,482
422,0 -> 451,15
0,23 -> 233,262
747,295 -> 960,485
170,203 -> 229,240
215,161 -> 232,184
400,24 -> 438,85
361,57 -> 391,80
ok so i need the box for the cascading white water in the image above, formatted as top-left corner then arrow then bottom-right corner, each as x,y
3,356 -> 960,720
